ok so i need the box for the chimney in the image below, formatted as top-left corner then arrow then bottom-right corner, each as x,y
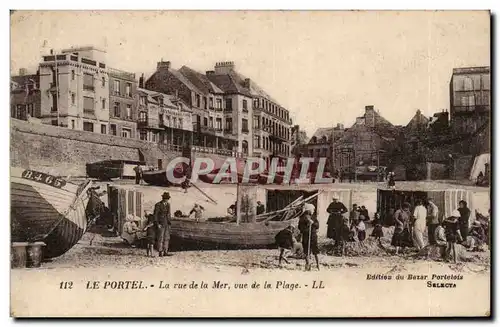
365,105 -> 374,112
18,68 -> 27,76
416,109 -> 421,114
50,49 -> 54,55
214,61 -> 235,74
206,70 -> 215,76
243,78 -> 251,89
157,60 -> 171,71
139,73 -> 144,88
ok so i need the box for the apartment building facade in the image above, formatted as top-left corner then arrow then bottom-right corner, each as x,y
207,61 -> 292,160
38,46 -> 109,132
135,88 -> 193,148
145,60 -> 239,154
108,67 -> 137,138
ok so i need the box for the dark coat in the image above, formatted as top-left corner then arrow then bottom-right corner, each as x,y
154,200 -> 171,226
326,201 -> 347,239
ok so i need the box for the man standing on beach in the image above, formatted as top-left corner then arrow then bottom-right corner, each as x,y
154,192 -> 172,257
134,164 -> 143,185
326,194 -> 348,255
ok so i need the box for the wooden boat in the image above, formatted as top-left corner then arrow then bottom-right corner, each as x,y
142,163 -> 188,187
11,167 -> 94,258
86,160 -> 147,181
169,218 -> 299,250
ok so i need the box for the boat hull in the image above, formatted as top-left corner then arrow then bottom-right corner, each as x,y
169,218 -> 298,250
10,167 -> 92,258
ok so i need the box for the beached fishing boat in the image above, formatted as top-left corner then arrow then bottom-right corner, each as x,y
10,167 -> 94,258
142,169 -> 170,186
169,218 -> 299,249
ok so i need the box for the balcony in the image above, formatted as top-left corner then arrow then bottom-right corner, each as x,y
242,128 -> 249,134
200,125 -> 216,134
81,58 -> 97,66
83,84 -> 95,91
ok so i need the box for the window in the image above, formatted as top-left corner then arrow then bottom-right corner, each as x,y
71,93 -> 76,105
114,80 -> 120,95
83,122 -> 94,132
253,116 -> 260,129
113,102 -> 120,117
83,73 -> 94,91
209,97 -> 214,108
71,70 -> 75,80
253,99 -> 259,109
209,117 -> 214,128
203,117 -> 208,126
172,117 -> 177,127
464,77 -> 473,91
242,118 -> 249,133
110,124 -> 117,135
225,118 -> 233,131
215,118 -> 222,130
159,113 -> 164,125
152,132 -> 158,143
196,94 -> 201,108
71,120 -> 75,129
140,130 -> 148,141
216,99 -> 222,109
253,135 -> 260,149
121,128 -> 131,138
101,124 -> 107,134
102,77 -> 105,87
225,98 -> 232,111
166,115 -> 171,126
126,104 -> 132,119
179,118 -> 183,128
83,96 -> 94,112
125,83 -> 132,97
242,99 -> 248,111
139,111 -> 148,122
204,97 -> 208,109
101,98 -> 106,110
139,96 -> 146,106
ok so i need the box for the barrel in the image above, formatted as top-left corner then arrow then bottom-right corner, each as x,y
26,242 -> 46,268
11,242 -> 28,269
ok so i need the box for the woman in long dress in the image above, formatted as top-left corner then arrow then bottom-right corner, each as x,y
391,203 -> 412,254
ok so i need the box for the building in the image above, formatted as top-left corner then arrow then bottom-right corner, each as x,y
207,61 -> 292,160
334,105 -> 398,175
146,60 -> 293,159
145,61 -> 239,154
449,66 -> 490,154
10,68 -> 41,120
301,124 -> 345,173
38,46 -> 109,132
108,68 -> 137,138
135,88 -> 193,149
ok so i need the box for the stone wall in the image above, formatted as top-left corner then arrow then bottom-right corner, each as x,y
10,119 -> 177,177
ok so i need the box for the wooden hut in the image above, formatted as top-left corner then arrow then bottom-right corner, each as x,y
107,185 -> 144,234
377,187 -> 475,226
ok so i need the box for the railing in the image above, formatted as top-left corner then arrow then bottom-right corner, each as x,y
242,128 -> 249,133
108,67 -> 135,80
70,55 -> 78,62
81,58 -> 97,66
83,85 -> 95,91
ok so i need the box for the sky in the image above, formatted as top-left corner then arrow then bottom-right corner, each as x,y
10,10 -> 490,137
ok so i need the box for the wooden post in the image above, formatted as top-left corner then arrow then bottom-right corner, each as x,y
236,183 -> 242,225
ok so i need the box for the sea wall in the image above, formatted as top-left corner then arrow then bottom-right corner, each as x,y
10,119 -> 177,177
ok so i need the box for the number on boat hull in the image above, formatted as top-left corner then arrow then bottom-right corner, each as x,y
21,170 -> 67,188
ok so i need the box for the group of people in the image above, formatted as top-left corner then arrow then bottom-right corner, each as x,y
390,199 -> 486,262
274,194 -> 488,270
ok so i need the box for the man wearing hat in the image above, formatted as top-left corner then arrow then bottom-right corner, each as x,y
154,192 -> 172,257
326,193 -> 348,255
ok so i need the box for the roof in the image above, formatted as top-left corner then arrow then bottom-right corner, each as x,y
137,88 -> 189,110
405,110 -> 430,131
146,67 -> 205,95
206,73 -> 252,96
179,66 -> 224,95
309,127 -> 335,143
